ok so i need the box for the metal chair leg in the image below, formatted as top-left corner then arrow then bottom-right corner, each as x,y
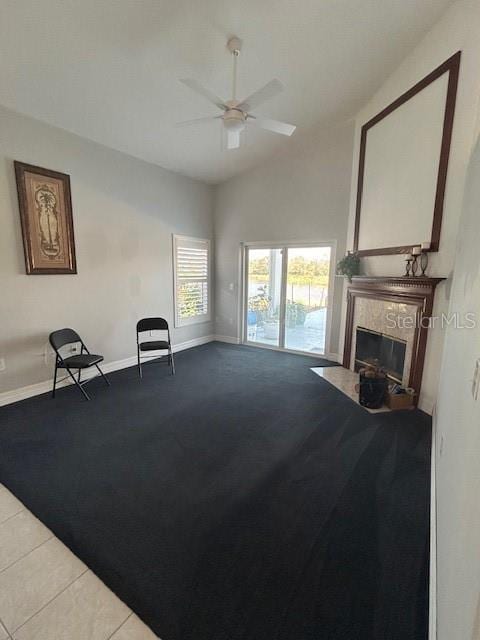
95,364 -> 110,387
170,348 -> 175,375
66,368 -> 90,401
52,362 -> 58,398
137,346 -> 142,378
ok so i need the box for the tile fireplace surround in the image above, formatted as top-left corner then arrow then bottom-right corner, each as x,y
351,298 -> 416,384
342,276 -> 444,406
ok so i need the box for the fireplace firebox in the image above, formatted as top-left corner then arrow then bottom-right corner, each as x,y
355,327 -> 406,383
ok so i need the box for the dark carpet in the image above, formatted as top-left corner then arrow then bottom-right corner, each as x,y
0,342 -> 430,640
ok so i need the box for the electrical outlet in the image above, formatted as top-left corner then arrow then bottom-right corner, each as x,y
0,358 -> 5,372
439,435 -> 445,457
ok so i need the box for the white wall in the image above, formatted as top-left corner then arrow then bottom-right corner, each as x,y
435,130 -> 480,640
0,106 -> 214,393
214,122 -> 355,357
342,0 -> 480,414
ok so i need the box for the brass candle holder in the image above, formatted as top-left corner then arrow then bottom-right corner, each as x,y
411,254 -> 419,276
404,257 -> 413,276
411,247 -> 421,276
404,244 -> 430,277
420,245 -> 429,275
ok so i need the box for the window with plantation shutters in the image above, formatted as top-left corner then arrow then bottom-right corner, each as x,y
173,235 -> 211,327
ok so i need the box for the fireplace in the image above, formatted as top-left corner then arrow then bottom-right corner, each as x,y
343,276 -> 445,405
355,327 -> 406,383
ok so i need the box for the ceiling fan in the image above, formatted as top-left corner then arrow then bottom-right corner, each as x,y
177,37 -> 296,150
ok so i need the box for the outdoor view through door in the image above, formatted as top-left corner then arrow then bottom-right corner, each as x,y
245,245 -> 332,354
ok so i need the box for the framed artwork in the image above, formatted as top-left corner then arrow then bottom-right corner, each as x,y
14,161 -> 77,274
353,51 -> 461,257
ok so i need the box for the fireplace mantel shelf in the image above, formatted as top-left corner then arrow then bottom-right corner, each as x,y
348,276 -> 446,289
343,275 -> 446,405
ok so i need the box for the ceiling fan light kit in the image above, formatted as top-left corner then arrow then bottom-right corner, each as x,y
223,105 -> 246,132
177,36 -> 296,150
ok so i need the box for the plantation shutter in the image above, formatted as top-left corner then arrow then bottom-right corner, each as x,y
173,235 -> 211,326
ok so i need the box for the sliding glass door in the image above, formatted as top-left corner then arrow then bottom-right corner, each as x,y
245,248 -> 283,347
244,244 -> 332,355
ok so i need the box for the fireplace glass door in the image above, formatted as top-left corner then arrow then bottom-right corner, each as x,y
355,326 -> 406,382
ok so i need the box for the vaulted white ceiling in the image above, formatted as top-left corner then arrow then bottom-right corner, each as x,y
0,0 -> 453,183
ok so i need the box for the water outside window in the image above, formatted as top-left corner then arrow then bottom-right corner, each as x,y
245,245 -> 331,354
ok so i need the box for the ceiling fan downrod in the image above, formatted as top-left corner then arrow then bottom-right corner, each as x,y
227,36 -> 242,102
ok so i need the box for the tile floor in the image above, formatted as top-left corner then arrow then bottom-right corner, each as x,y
0,484 -> 158,639
311,366 -> 391,413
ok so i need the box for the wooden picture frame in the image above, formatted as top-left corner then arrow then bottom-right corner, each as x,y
14,161 -> 77,274
353,51 -> 461,257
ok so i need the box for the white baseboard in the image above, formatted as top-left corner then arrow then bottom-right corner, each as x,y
0,336 -> 335,407
173,334 -> 215,353
213,335 -> 241,345
0,379 -> 62,408
0,334 -> 215,407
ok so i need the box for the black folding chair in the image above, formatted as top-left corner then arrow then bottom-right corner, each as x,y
49,328 -> 110,400
136,317 -> 175,378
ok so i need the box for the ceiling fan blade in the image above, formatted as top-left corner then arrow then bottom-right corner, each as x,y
237,79 -> 284,112
227,129 -> 241,150
175,115 -> 222,127
179,79 -> 227,111
254,117 -> 296,136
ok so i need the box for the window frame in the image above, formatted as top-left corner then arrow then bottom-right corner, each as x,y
172,234 -> 212,328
